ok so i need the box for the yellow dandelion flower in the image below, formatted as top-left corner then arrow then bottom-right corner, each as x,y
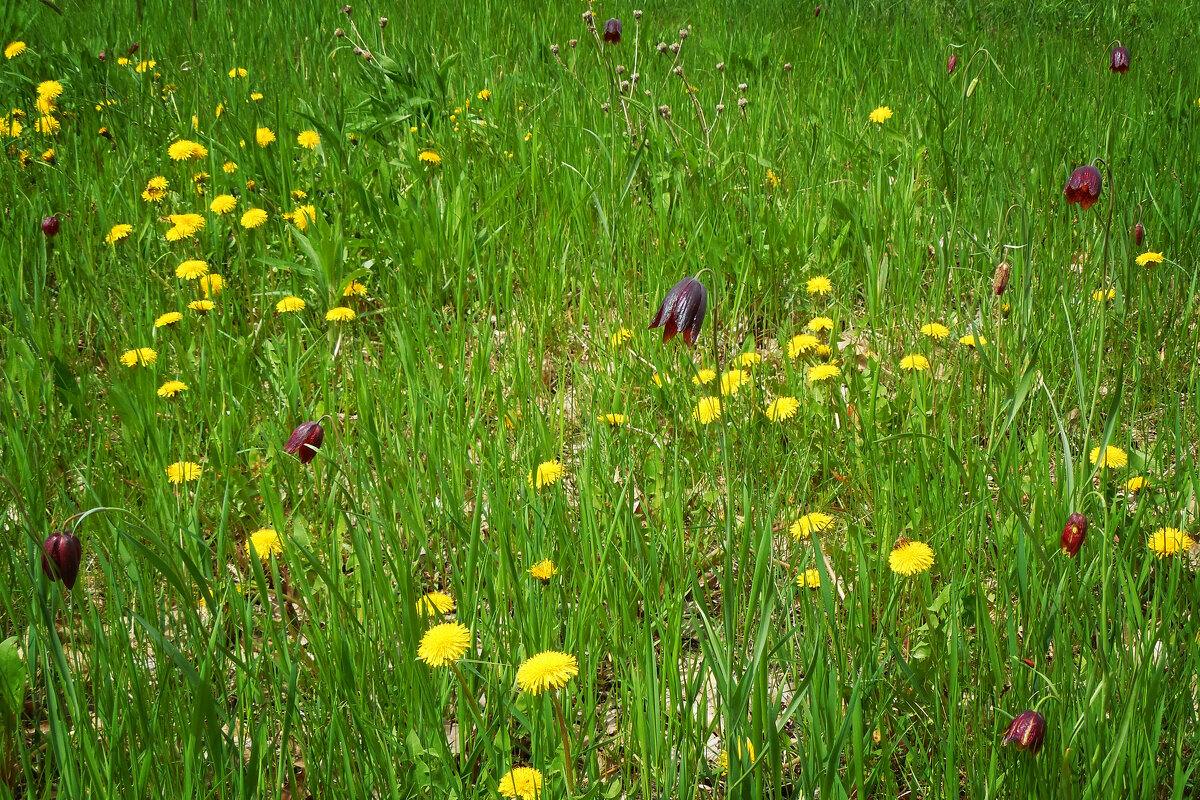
166,461 -> 202,483
276,296 -> 306,313
418,150 -> 441,165
1124,476 -> 1148,493
154,311 -> 183,328
36,80 -> 63,100
199,274 -> 224,297
106,223 -> 133,244
4,42 -> 26,59
119,347 -> 157,367
806,276 -> 832,295
692,368 -> 716,385
34,116 -> 59,135
35,95 -> 55,116
167,139 -> 208,161
228,66 -> 248,78
958,334 -> 986,347
791,512 -> 835,540
297,129 -> 320,149
142,176 -> 169,203
719,740 -> 756,776
222,160 -> 237,173
497,767 -> 543,800
0,115 -> 23,138
416,591 -> 456,616
417,622 -> 471,667
806,363 -> 841,382
134,59 -> 155,73
528,559 -> 557,581
900,354 -> 930,372
157,380 -> 188,398
597,413 -> 628,426
189,300 -> 215,313
787,333 -> 819,358
210,194 -> 237,214
738,352 -> 762,368
342,280 -> 367,297
1147,528 -> 1194,558
516,650 -> 578,694
289,204 -> 317,230
240,208 -> 267,229
528,460 -> 565,489
807,316 -> 834,333
1089,445 -> 1128,469
889,539 -> 934,576
477,88 -> 492,101
249,92 -> 263,101
1135,251 -> 1164,267
175,260 -> 208,280
920,322 -> 950,340
1093,288 -> 1116,302
796,569 -> 821,589
720,369 -> 750,396
255,127 -> 275,147
869,106 -> 893,123
610,327 -> 634,347
116,57 -> 128,66
326,306 -> 356,322
765,396 -> 800,422
693,397 -> 721,424
651,373 -> 667,388
246,528 -> 283,562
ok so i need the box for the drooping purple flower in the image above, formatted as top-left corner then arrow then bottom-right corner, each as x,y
947,54 -> 958,74
1110,45 -> 1130,74
285,421 -> 325,464
1002,710 -> 1046,754
41,216 -> 60,237
42,530 -> 83,590
1134,222 -> 1144,246
1061,512 -> 1087,557
603,19 -> 622,44
1063,165 -> 1102,210
649,276 -> 707,347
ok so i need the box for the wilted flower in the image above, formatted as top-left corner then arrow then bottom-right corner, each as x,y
1061,512 -> 1087,557
648,276 -> 707,346
1001,710 -> 1046,753
1110,45 -> 1130,74
41,216 -> 59,237
41,530 -> 82,589
284,421 -> 325,464
603,18 -> 622,43
1063,164 -> 1102,210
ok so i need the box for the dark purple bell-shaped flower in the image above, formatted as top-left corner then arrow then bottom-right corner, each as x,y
649,276 -> 707,347
41,216 -> 60,237
1061,512 -> 1087,557
1133,222 -> 1144,246
1063,165 -> 1102,210
1002,710 -> 1046,753
285,421 -> 325,464
603,19 -> 622,44
947,54 -> 958,74
42,530 -> 83,590
1110,45 -> 1130,74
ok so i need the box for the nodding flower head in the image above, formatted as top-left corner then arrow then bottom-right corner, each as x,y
1110,45 -> 1130,74
284,421 -> 325,464
649,276 -> 707,347
603,19 -> 622,43
947,54 -> 958,73
42,530 -> 83,590
1001,710 -> 1046,754
1060,512 -> 1088,557
1063,164 -> 1102,210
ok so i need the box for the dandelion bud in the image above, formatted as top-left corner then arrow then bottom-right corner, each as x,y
657,104 -> 671,119
569,39 -> 578,48
1001,710 -> 1046,754
633,9 -> 642,19
127,42 -> 140,56
716,103 -> 725,113
656,42 -> 668,53
334,27 -> 345,37
784,62 -> 793,72
41,530 -> 82,590
551,44 -> 560,55
604,19 -> 622,43
98,50 -> 107,62
992,261 -> 1011,296
620,80 -> 630,92
738,97 -> 748,111
1110,45 -> 1130,74
1061,512 -> 1087,557
678,28 -> 689,40
285,421 -> 325,464
379,16 -> 388,27
669,42 -> 680,54
716,61 -> 725,71
649,276 -> 707,346
340,4 -> 352,15
948,54 -> 958,73
1134,222 -> 1144,245
738,82 -> 747,92
672,65 -> 683,76
41,216 -> 60,237
1063,164 -> 1102,210
616,65 -> 626,75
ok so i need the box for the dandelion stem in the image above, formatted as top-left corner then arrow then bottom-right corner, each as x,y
452,663 -> 484,756
551,692 -> 576,794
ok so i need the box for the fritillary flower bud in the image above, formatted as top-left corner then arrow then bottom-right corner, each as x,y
1134,222 -> 1144,246
98,50 -> 107,62
1001,710 -> 1046,754
127,42 -> 140,56
41,216 -> 60,237
947,54 -> 958,73
603,19 -> 622,43
41,530 -> 82,590
1110,45 -> 1130,74
285,421 -> 325,464
1063,164 -> 1102,210
814,5 -> 822,16
649,276 -> 707,346
992,261 -> 1011,296
1061,512 -> 1087,557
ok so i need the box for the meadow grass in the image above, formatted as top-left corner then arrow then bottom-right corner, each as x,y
2,0 -> 1199,797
